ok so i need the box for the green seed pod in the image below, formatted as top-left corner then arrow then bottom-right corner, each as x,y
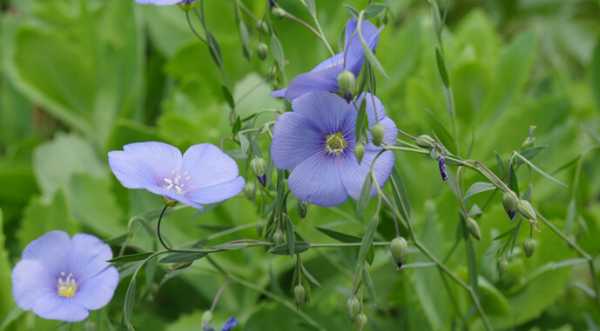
517,199 -> 537,221
354,313 -> 368,331
466,218 -> 481,240
273,229 -> 284,245
337,70 -> 356,99
347,296 -> 361,317
256,20 -> 269,34
415,134 -> 436,149
354,142 -> 365,163
502,192 -> 518,220
250,157 -> 267,177
371,123 -> 385,147
272,7 -> 286,18
201,311 -> 213,327
389,237 -> 408,268
243,182 -> 256,200
294,284 -> 306,306
257,43 -> 269,61
523,238 -> 537,258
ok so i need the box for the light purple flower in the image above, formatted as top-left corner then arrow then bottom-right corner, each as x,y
271,92 -> 397,206
108,142 -> 245,209
135,0 -> 194,5
12,231 -> 119,322
272,18 -> 380,101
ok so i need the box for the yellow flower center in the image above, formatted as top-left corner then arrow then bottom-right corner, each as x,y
57,272 -> 78,298
325,132 -> 347,155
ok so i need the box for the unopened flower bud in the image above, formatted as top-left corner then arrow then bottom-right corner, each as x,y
390,237 -> 408,268
272,7 -> 286,18
354,313 -> 368,331
523,238 -> 537,258
415,134 -> 436,149
347,296 -> 361,317
297,201 -> 308,219
337,70 -> 355,100
517,199 -> 536,221
437,155 -> 448,181
466,218 -> 481,240
273,229 -> 284,245
354,143 -> 365,163
251,157 -> 266,177
371,123 -> 385,147
502,192 -> 518,220
294,284 -> 306,306
201,311 -> 213,327
498,258 -> 508,275
244,182 -> 256,200
257,43 -> 269,60
256,20 -> 269,34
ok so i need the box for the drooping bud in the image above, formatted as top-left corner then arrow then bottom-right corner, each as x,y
523,238 -> 537,258
271,6 -> 286,18
502,192 -> 518,220
244,182 -> 256,200
251,157 -> 267,186
257,43 -> 269,60
415,134 -> 436,149
256,20 -> 269,34
354,143 -> 365,163
466,218 -> 481,240
347,296 -> 361,317
273,229 -> 284,245
437,155 -> 448,181
354,313 -> 368,331
371,123 -> 385,147
201,311 -> 213,327
294,284 -> 306,306
517,199 -> 536,221
389,237 -> 408,268
337,70 -> 356,100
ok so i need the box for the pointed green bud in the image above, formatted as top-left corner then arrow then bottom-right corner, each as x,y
354,143 -> 365,163
272,7 -> 286,17
415,134 -> 436,149
294,284 -> 306,306
354,313 -> 368,331
251,157 -> 267,177
517,199 -> 536,221
244,182 -> 256,200
201,311 -> 213,327
273,229 -> 284,245
523,238 -> 537,258
390,237 -> 408,268
347,296 -> 361,317
466,218 -> 481,240
337,70 -> 356,99
502,192 -> 518,220
371,123 -> 385,147
257,43 -> 269,60
257,20 -> 269,34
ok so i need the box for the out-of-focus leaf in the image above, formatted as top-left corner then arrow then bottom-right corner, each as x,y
591,39 -> 600,111
0,209 -> 14,324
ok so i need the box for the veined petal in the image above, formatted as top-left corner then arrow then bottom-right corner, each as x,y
292,92 -> 356,135
343,18 -> 380,74
186,176 -> 245,205
75,267 -> 119,310
312,53 -> 344,72
109,142 -> 182,189
271,112 -> 324,170
182,144 -> 241,190
340,149 -> 395,200
69,234 -> 114,281
283,66 -> 341,101
22,231 -> 71,274
12,260 -> 54,310
288,152 -> 348,207
31,292 -> 89,322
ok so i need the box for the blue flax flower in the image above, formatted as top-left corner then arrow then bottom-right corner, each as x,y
272,18 -> 380,101
203,317 -> 238,331
271,92 -> 397,206
135,0 -> 194,5
109,142 -> 245,209
12,231 -> 119,322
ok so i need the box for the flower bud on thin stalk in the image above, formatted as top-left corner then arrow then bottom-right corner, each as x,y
415,134 -> 436,149
523,238 -> 537,258
354,143 -> 365,163
390,237 -> 408,268
251,157 -> 267,186
517,199 -> 537,222
502,192 -> 518,220
337,70 -> 356,101
371,123 -> 385,147
466,217 -> 481,240
294,284 -> 306,307
201,311 -> 213,328
257,43 -> 269,60
354,313 -> 368,331
347,296 -> 361,317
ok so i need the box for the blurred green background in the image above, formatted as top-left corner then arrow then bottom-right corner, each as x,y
1,0 -> 600,330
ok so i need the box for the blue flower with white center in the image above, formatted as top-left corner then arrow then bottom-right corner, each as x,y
108,142 -> 245,209
271,91 -> 397,206
272,18 -> 380,101
11,231 -> 119,322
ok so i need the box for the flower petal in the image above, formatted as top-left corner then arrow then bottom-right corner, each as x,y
271,112 -> 324,170
135,0 -> 182,5
312,53 -> 344,72
12,260 -> 54,310
75,267 -> 119,311
31,292 -> 89,322
291,92 -> 356,135
108,142 -> 182,189
22,231 -> 71,274
283,66 -> 341,101
343,18 -> 380,74
288,152 -> 348,207
69,234 -> 114,281
186,176 -> 245,205
182,144 -> 241,190
340,149 -> 395,200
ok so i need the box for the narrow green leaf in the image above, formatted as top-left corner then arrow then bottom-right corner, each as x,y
364,3 -> 387,19
316,227 -> 361,243
222,85 -> 235,110
355,214 -> 380,275
590,39 -> 600,111
435,48 -> 450,87
108,252 -> 154,264
464,182 -> 496,201
285,215 -> 296,255
513,152 -> 567,188
234,0 -> 251,60
270,35 -> 286,75
0,307 -> 23,331
159,251 -> 207,264
300,264 -> 321,288
356,172 -> 373,217
389,168 -> 411,223
269,242 -> 310,255
357,12 -> 388,79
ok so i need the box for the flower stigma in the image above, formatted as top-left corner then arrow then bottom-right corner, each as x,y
325,132 -> 348,156
57,272 -> 78,298
162,170 -> 192,195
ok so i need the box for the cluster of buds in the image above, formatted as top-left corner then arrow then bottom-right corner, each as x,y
502,192 -> 536,223
347,296 -> 368,330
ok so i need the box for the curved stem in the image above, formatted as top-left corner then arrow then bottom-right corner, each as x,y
156,204 -> 172,251
280,11 -> 335,56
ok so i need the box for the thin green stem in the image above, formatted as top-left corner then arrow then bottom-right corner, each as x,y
279,11 -> 335,56
156,204 -> 172,251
